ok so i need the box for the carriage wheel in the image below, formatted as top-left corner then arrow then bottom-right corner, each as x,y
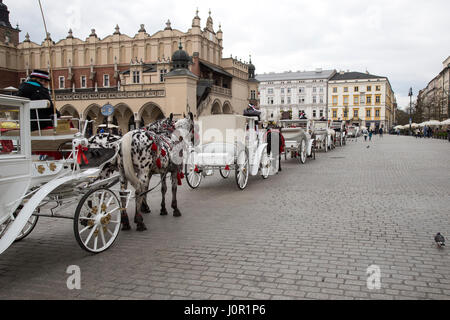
235,149 -> 249,190
260,148 -> 271,179
299,139 -> 307,164
220,168 -> 231,179
74,188 -> 121,254
13,206 -> 39,242
185,152 -> 202,189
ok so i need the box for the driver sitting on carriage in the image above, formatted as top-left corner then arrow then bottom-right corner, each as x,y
16,70 -> 61,132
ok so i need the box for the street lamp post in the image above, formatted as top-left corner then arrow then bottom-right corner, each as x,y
409,87 -> 413,136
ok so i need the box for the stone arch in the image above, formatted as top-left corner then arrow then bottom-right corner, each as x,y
113,103 -> 134,133
158,42 -> 164,59
30,52 -> 35,69
83,103 -> 103,137
40,49 -> 46,68
186,40 -> 192,55
51,50 -> 56,67
84,48 -> 90,65
223,101 -> 233,114
145,43 -> 151,61
61,49 -> 67,67
132,45 -> 138,60
59,104 -> 80,118
107,46 -> 113,64
120,46 -> 126,63
96,47 -> 102,65
73,49 -> 79,66
139,102 -> 165,125
211,99 -> 222,115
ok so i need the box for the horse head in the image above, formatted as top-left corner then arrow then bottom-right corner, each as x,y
174,112 -> 194,145
88,133 -> 122,149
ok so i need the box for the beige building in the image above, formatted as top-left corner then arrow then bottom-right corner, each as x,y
328,71 -> 396,131
1,5 -> 258,134
417,56 -> 450,121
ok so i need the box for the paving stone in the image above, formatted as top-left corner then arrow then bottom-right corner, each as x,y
1,136 -> 450,301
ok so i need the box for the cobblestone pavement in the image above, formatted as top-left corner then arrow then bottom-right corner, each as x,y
1,135 -> 450,300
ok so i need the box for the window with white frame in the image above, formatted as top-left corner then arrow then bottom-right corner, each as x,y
133,71 -> 141,84
299,87 -> 305,93
103,74 -> 110,87
281,88 -> 284,94
281,98 -> 285,104
287,88 -> 291,94
313,96 -> 317,104
313,110 -> 317,118
268,88 -> 274,94
299,97 -> 305,104
320,110 -> 324,118
59,76 -> 65,89
81,75 -> 87,88
320,87 -> 324,93
287,97 -> 291,104
320,96 -> 324,104
313,87 -> 317,93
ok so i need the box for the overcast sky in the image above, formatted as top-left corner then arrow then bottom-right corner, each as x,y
7,0 -> 450,109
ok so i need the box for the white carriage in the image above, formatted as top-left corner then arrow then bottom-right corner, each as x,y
311,120 -> 335,152
185,114 -> 273,190
330,121 -> 347,146
0,95 -> 130,255
279,119 -> 316,163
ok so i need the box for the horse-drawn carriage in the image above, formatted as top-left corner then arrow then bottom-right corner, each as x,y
0,95 -> 130,254
311,120 -> 335,152
279,119 -> 316,163
330,121 -> 347,147
185,114 -> 273,190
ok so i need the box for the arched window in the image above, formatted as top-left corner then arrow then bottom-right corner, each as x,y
96,47 -> 102,64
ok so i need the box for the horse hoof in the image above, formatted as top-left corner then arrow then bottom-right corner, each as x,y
173,209 -> 182,217
160,208 -> 168,216
136,224 -> 147,232
122,224 -> 131,231
141,204 -> 151,214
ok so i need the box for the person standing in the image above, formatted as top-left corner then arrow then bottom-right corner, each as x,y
369,129 -> 373,141
363,128 -> 368,142
379,127 -> 383,138
16,70 -> 60,132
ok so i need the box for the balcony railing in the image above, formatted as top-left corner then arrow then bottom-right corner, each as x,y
211,85 -> 232,97
56,89 -> 166,101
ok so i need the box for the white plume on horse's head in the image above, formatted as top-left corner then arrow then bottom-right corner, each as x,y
174,112 -> 194,143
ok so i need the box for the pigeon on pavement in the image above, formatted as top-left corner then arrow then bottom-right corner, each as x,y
435,233 -> 445,247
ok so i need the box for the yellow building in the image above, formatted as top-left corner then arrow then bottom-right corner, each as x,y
328,71 -> 396,131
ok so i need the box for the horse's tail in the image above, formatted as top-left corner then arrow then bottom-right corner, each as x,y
121,131 -> 141,188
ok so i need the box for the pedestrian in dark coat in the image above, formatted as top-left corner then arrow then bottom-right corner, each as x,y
15,70 -> 60,132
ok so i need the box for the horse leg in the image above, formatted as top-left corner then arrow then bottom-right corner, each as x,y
160,173 -> 168,216
171,171 -> 181,217
134,185 -> 148,231
141,191 -> 151,214
119,177 -> 131,231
